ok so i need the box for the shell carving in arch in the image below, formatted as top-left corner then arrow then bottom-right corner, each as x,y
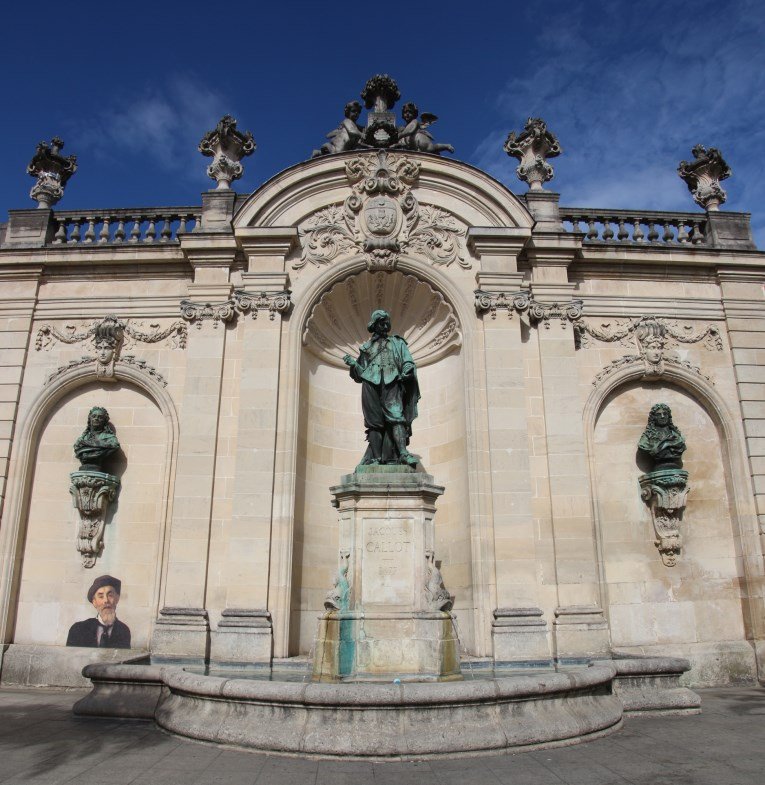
303,270 -> 461,368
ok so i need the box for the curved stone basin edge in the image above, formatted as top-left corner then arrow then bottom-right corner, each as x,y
74,662 -> 627,757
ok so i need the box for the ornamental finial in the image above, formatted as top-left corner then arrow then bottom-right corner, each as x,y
677,144 -> 731,211
27,137 -> 78,208
198,115 -> 256,190
503,118 -> 561,190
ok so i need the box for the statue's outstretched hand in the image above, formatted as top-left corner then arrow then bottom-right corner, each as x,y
343,354 -> 356,367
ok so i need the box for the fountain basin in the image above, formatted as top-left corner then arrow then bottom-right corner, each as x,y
74,661 -> 623,758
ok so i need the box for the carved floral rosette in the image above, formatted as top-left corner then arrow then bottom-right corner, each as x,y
639,469 -> 690,567
69,470 -> 120,568
297,151 -> 467,271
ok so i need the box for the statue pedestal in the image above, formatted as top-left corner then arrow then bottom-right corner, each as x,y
312,467 -> 461,681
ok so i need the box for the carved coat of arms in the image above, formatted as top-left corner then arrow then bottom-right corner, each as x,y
297,151 -> 467,271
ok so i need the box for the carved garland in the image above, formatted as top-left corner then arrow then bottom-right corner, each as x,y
297,151 -> 468,272
38,314 -> 185,385
579,315 -> 722,387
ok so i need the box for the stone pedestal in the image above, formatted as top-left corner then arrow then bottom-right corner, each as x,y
312,467 -> 460,681
492,607 -> 552,666
553,605 -> 611,662
210,609 -> 272,667
150,607 -> 209,664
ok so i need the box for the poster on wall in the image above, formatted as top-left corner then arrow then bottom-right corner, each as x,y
66,574 -> 131,648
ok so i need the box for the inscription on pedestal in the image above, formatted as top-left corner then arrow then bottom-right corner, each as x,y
362,518 -> 413,605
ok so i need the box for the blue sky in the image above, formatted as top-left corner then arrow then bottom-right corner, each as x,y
3,0 -> 764,246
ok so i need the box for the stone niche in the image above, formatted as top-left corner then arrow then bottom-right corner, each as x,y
12,383 -> 167,654
593,382 -> 757,684
290,268 -> 474,654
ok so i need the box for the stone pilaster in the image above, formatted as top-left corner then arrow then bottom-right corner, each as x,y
528,236 -> 609,661
0,266 -> 41,522
151,235 -> 236,661
229,227 -> 297,659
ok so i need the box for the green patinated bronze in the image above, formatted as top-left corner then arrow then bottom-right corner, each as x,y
343,309 -> 420,468
637,403 -> 686,471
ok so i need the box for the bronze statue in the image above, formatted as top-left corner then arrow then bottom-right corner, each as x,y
638,403 -> 686,470
74,406 -> 120,472
343,309 -> 420,467
313,101 -> 367,157
394,103 -> 454,155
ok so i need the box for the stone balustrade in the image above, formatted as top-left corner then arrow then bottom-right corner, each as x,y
560,207 -> 707,246
51,208 -> 201,245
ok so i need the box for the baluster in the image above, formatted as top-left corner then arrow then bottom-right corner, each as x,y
617,219 -> 628,241
192,213 -> 203,232
662,221 -> 674,243
68,219 -> 82,244
84,217 -> 96,244
587,218 -> 599,240
647,222 -> 659,242
676,221 -> 689,243
129,216 -> 141,243
176,215 -> 187,238
114,219 -> 126,243
143,217 -> 157,242
160,216 -> 172,242
632,220 -> 645,242
691,220 -> 705,245
99,216 -> 111,243
601,218 -> 614,241
569,216 -> 582,234
53,220 -> 67,244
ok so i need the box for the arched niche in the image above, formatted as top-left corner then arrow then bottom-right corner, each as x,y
0,365 -> 178,652
288,264 -> 474,655
586,367 -> 763,684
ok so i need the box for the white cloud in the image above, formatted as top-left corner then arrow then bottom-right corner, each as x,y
78,75 -> 232,183
470,0 -> 765,245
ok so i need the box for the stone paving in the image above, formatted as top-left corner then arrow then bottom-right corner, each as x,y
0,685 -> 763,784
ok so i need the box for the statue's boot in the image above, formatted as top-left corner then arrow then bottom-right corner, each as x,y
361,430 -> 383,465
392,424 -> 419,467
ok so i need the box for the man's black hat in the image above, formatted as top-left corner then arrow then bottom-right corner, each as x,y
87,575 -> 121,602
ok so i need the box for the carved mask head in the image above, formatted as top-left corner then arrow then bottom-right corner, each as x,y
95,338 -> 116,365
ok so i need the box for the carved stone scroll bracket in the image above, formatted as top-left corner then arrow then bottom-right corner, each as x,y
528,298 -> 583,329
424,549 -> 453,611
639,469 -> 689,567
69,470 -> 120,568
474,289 -> 530,320
180,298 -> 236,329
233,289 -> 292,321
324,549 -> 351,611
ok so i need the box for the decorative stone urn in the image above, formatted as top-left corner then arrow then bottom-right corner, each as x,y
198,115 -> 255,190
504,117 -> 561,190
27,137 -> 77,208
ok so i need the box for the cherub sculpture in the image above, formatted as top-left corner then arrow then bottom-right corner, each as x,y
312,101 -> 368,157
393,103 -> 454,155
